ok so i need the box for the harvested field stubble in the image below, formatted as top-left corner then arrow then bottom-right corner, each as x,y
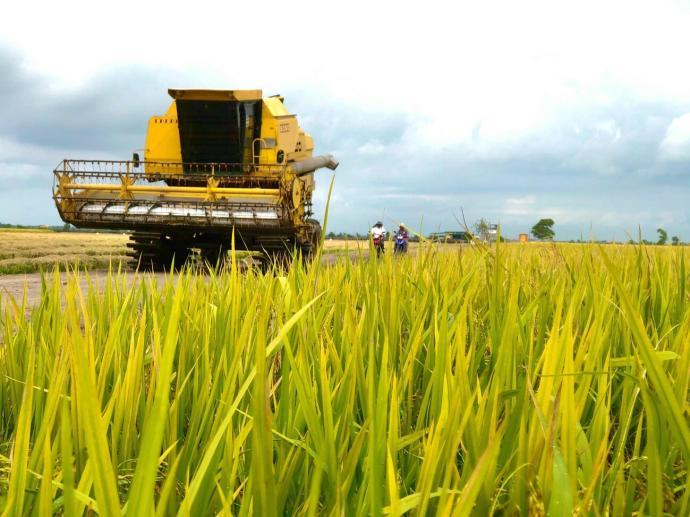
0,243 -> 688,515
0,231 -> 128,274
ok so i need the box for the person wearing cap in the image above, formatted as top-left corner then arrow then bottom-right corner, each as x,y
370,221 -> 387,257
394,223 -> 409,253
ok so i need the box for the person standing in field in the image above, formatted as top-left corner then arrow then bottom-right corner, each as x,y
394,223 -> 409,253
371,221 -> 386,257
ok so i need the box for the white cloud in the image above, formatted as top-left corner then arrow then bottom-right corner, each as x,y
4,1 -> 690,113
503,195 -> 537,216
356,141 -> 387,156
3,2 -> 690,168
594,120 -> 622,143
659,113 -> 690,161
380,193 -> 453,202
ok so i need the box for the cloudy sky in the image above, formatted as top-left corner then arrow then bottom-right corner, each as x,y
2,0 -> 690,241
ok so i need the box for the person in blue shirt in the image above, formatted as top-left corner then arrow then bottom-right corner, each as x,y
394,223 -> 409,253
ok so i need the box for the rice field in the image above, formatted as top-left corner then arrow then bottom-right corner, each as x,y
0,231 -> 369,276
0,242 -> 688,515
0,231 -> 129,275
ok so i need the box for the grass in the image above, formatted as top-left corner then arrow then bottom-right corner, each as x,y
0,242 -> 688,515
0,231 -> 129,275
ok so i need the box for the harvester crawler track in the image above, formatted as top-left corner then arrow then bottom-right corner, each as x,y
127,232 -> 190,271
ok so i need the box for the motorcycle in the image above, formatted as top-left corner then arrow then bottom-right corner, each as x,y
394,233 -> 408,254
372,232 -> 386,257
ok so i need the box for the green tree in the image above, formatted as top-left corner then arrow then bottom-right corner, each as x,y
531,218 -> 555,241
672,235 -> 680,246
656,228 -> 668,245
473,218 -> 491,242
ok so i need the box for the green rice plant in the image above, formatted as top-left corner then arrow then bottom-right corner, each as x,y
0,242 -> 688,515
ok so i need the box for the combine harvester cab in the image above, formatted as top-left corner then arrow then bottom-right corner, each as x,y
53,89 -> 338,269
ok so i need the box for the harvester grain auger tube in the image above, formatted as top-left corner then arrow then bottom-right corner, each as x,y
290,154 -> 339,176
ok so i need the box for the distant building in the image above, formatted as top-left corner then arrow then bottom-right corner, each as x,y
488,224 -> 498,243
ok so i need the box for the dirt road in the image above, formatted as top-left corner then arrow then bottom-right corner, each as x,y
0,250 -> 366,312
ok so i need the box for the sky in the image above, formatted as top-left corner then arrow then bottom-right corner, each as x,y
2,0 -> 690,241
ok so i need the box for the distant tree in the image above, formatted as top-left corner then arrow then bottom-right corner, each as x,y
473,218 -> 492,242
656,228 -> 668,245
672,235 -> 680,246
531,218 -> 555,241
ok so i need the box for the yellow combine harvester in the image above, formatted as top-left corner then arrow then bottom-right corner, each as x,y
53,89 -> 338,269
